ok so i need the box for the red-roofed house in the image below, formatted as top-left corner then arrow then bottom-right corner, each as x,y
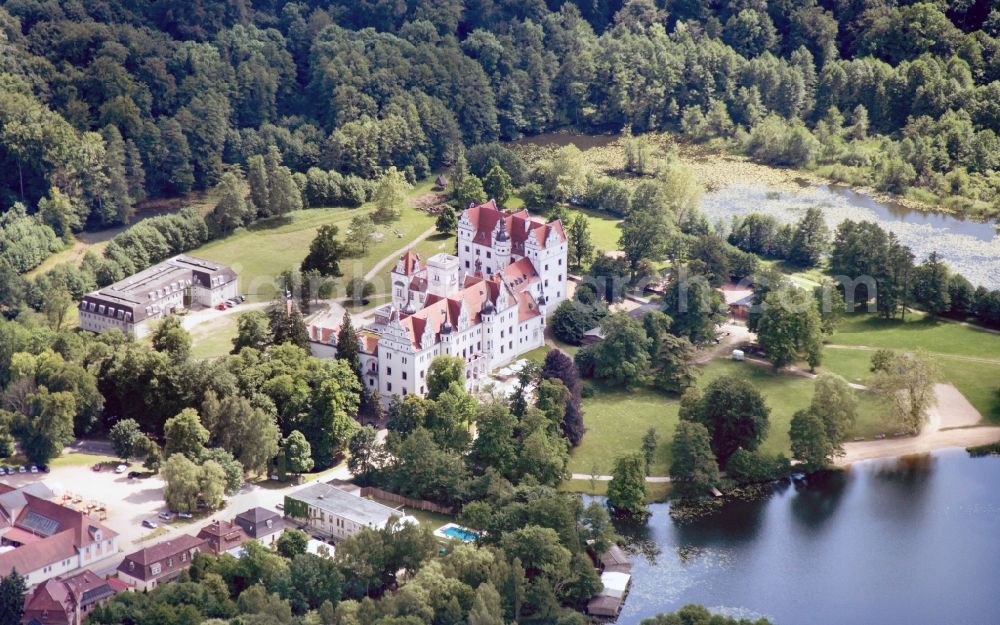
21,570 -> 126,625
0,493 -> 119,588
116,535 -> 205,591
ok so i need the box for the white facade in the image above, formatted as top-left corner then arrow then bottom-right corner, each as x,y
309,201 -> 565,406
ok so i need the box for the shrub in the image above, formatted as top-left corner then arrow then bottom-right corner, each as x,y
725,449 -> 791,484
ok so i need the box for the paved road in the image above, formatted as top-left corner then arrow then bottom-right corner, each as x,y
363,226 -> 438,282
570,473 -> 672,483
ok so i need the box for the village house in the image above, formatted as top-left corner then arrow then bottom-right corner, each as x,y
20,570 -> 127,625
233,507 -> 286,548
308,200 -> 567,405
78,255 -> 238,338
0,486 -> 119,588
283,483 -> 416,541
116,535 -> 205,592
196,520 -> 249,556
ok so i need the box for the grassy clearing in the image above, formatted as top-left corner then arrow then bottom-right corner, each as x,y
189,181 -> 438,303
189,313 -> 241,359
821,313 -> 1000,421
832,313 -> 1000,361
369,497 -> 454,529
570,385 -> 678,478
50,453 -> 120,468
567,207 -> 622,253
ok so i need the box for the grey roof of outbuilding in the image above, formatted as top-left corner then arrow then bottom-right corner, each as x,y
288,483 -> 400,527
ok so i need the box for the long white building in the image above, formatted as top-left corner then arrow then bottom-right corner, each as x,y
78,255 -> 237,338
309,200 -> 567,404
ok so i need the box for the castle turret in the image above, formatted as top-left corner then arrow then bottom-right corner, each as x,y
492,216 -> 511,271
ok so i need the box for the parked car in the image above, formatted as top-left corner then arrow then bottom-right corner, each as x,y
158,511 -> 174,522
275,502 -> 284,510
39,465 -> 49,473
142,519 -> 158,529
115,464 -> 127,474
216,303 -> 227,310
29,465 -> 37,473
92,463 -> 102,472
224,301 -> 234,308
18,466 -> 26,473
178,512 -> 193,519
128,471 -> 141,479
238,295 -> 246,302
0,468 -> 7,475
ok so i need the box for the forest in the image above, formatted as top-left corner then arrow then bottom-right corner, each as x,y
2,0 -> 999,258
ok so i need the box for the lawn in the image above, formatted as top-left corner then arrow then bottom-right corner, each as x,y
820,313 -> 1000,421
369,497 -> 454,530
189,313 -> 241,359
831,313 -> 1000,361
569,385 -> 679,478
565,357 -> 889,484
189,180 -> 438,303
566,207 -> 622,253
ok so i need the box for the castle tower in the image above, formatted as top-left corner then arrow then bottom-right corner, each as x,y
426,253 -> 460,298
492,217 -> 511,272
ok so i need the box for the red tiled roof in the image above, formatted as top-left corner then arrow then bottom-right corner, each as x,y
463,201 -> 566,254
517,291 -> 543,322
0,530 -> 76,577
3,526 -> 44,545
118,534 -> 206,582
395,251 -> 422,276
503,257 -> 539,292
360,334 -> 379,354
399,277 -> 512,349
21,578 -> 72,625
197,520 -> 248,555
308,324 -> 338,345
0,495 -> 117,577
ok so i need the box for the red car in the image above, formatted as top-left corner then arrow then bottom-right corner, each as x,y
92,463 -> 102,472
216,303 -> 227,310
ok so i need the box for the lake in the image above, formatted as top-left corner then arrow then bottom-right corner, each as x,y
701,184 -> 1000,290
606,449 -> 1000,625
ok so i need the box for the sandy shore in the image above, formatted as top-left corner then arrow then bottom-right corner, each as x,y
836,427 -> 1000,465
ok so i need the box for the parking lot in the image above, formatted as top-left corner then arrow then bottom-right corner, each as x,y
0,449 -> 352,573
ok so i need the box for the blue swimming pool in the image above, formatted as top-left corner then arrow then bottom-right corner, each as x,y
441,525 -> 478,542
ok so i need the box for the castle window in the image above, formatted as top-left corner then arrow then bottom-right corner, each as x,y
387,382 -> 392,392
465,245 -> 470,252
487,251 -> 492,259
402,371 -> 407,380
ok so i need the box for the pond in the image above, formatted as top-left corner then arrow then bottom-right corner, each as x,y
701,184 -> 1000,290
606,449 -> 1000,625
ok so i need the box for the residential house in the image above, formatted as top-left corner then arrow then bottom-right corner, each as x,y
20,570 -> 127,625
233,508 -> 285,548
116,535 -> 205,591
197,520 -> 249,556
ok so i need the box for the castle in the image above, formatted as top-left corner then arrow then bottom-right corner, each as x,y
309,200 -> 568,404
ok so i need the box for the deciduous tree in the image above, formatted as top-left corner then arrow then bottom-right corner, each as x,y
607,452 -> 647,518
669,421 -> 721,498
